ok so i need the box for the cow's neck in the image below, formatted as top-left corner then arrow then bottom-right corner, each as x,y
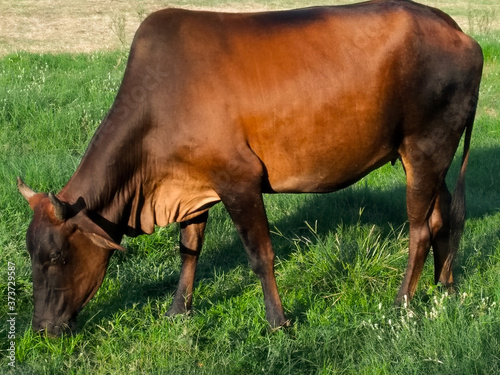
58,112 -> 146,242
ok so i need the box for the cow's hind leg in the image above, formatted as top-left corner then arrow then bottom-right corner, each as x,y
429,184 -> 454,288
396,152 -> 449,304
166,211 -> 208,316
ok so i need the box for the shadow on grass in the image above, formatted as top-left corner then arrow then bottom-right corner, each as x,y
79,146 -> 500,331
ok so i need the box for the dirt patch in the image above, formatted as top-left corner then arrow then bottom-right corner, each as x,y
0,0 -> 497,57
0,0 -> 274,56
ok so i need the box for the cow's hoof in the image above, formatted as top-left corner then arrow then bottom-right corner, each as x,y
165,305 -> 190,318
269,319 -> 292,333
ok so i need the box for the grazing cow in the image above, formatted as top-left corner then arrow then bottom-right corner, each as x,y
18,0 -> 482,336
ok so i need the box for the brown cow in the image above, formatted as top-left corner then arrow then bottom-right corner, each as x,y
18,0 -> 483,336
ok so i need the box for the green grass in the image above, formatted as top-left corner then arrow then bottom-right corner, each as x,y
1,16 -> 500,375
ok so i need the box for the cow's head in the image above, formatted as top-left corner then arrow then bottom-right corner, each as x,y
17,177 -> 125,336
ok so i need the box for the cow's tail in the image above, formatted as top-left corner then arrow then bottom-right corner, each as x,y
447,108 -> 475,280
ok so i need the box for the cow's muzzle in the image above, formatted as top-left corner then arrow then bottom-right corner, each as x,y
33,317 -> 76,337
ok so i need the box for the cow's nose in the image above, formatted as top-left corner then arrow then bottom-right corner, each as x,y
33,320 -> 63,337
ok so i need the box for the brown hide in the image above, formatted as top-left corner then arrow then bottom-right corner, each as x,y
59,1 -> 482,234
20,0 -> 483,335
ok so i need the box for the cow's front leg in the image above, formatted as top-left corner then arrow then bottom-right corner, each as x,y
166,211 -> 208,316
221,187 -> 287,329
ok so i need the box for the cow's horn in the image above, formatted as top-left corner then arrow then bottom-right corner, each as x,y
48,193 -> 68,221
17,177 -> 36,201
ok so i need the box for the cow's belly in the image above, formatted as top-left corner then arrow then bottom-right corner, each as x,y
246,110 -> 399,193
259,140 -> 397,193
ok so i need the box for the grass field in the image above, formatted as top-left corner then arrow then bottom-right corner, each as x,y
1,0 -> 500,374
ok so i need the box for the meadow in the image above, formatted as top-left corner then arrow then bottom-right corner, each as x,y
1,0 -> 499,374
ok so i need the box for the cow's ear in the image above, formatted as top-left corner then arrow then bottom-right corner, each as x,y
70,212 -> 126,252
86,232 -> 127,252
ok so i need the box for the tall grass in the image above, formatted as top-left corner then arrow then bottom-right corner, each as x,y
1,28 -> 499,375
